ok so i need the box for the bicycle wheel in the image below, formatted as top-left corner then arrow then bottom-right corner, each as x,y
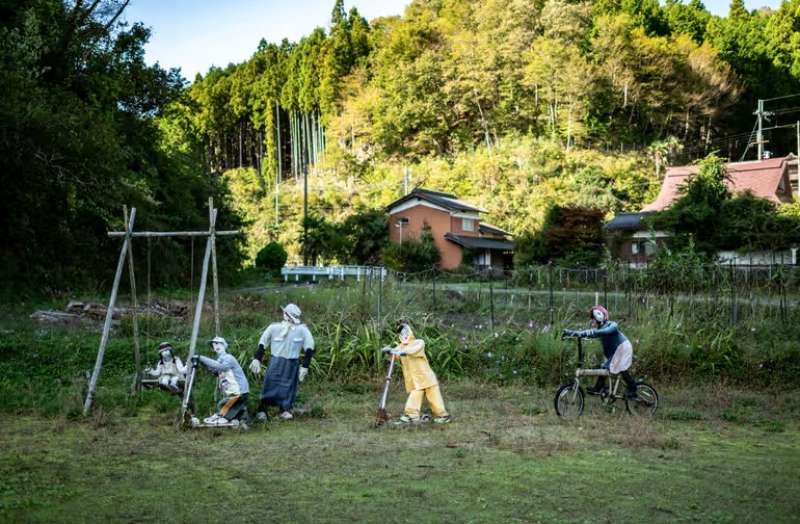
554,382 -> 584,417
625,382 -> 659,417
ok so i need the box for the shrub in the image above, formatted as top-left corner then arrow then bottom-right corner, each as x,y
255,242 -> 288,274
382,224 -> 440,272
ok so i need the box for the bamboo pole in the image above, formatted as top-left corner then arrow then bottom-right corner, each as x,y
84,208 -> 137,416
304,111 -> 311,170
275,101 -> 282,181
124,206 -> 143,394
179,208 -> 217,422
209,198 -> 221,337
291,109 -> 296,179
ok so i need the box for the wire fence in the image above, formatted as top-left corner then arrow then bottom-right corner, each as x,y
346,263 -> 800,332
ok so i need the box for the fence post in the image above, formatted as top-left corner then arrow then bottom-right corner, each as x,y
548,264 -> 555,325
432,269 -> 437,310
527,269 -> 532,312
378,269 -> 383,323
489,276 -> 495,332
730,261 -> 737,325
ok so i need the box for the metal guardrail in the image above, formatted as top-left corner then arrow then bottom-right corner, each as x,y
281,265 -> 387,282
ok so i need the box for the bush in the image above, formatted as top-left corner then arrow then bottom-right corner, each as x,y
382,225 -> 440,272
514,205 -> 605,267
255,242 -> 288,274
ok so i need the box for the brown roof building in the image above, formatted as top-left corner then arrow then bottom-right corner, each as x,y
606,155 -> 797,266
642,155 -> 796,212
386,188 -> 514,270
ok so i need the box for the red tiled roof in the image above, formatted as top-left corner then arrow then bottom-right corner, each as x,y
642,156 -> 794,212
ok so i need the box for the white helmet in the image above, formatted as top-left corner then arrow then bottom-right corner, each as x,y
281,303 -> 302,323
208,336 -> 228,351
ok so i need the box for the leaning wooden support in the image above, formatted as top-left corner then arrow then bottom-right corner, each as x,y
179,208 -> 217,422
209,198 -> 221,337
124,206 -> 143,393
84,208 -> 137,416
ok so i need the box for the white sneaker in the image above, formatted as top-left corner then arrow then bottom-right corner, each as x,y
393,415 -> 419,425
279,411 -> 293,420
255,411 -> 268,422
203,415 -> 220,424
433,415 -> 452,424
190,416 -> 200,427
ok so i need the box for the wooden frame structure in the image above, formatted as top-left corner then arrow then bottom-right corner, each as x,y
83,198 -> 239,416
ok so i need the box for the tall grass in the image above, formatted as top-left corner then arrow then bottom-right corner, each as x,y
1,278 -> 798,416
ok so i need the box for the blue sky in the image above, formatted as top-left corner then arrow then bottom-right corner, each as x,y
123,0 -> 784,81
123,0 -> 409,80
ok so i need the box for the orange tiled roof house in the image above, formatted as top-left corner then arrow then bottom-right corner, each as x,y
386,188 -> 514,270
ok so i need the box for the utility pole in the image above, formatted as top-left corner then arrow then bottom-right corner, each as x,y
403,167 -> 410,195
796,121 -> 800,199
756,99 -> 764,160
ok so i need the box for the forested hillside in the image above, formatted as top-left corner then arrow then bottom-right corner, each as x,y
3,0 -> 800,287
164,0 -> 800,262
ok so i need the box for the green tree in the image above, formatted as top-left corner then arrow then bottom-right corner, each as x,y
339,209 -> 389,265
648,153 -> 730,254
256,242 -> 288,274
383,224 -> 440,272
514,206 -> 606,267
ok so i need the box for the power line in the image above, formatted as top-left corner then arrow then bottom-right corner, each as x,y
739,118 -> 759,161
763,93 -> 800,103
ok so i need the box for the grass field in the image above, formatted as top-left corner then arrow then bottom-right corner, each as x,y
1,381 -> 798,523
2,284 -> 799,522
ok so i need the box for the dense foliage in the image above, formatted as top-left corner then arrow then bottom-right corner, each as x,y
514,206 -> 607,267
0,0 -> 244,291
383,225 -> 441,272
176,0 -> 800,171
162,0 -> 800,263
255,241 -> 288,274
5,0 -> 800,289
649,154 -> 800,255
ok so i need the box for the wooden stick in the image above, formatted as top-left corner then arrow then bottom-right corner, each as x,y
209,197 -> 221,337
108,230 -> 238,238
124,206 -> 143,394
179,208 -> 217,422
84,208 -> 137,416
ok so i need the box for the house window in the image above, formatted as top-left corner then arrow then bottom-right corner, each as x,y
462,218 -> 475,232
632,240 -> 657,256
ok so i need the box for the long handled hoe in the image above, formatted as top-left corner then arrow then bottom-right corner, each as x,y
375,353 -> 397,426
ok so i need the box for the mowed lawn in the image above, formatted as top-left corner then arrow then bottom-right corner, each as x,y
1,382 -> 798,523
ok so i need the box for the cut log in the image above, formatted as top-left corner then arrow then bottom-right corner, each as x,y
30,310 -> 83,323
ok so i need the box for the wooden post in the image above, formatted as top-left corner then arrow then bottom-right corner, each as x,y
489,277 -> 495,332
84,208 -> 137,416
548,264 -> 555,325
209,198 -> 221,337
124,206 -> 143,394
378,268 -> 383,322
179,208 -> 217,422
432,270 -> 437,310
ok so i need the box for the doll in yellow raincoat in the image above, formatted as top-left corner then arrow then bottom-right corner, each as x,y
383,322 -> 451,424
